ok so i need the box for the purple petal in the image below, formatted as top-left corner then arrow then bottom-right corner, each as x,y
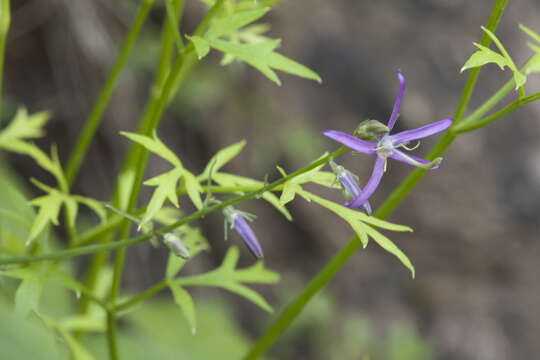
348,155 -> 385,209
339,172 -> 372,215
389,149 -> 441,169
233,214 -> 263,258
322,130 -> 376,154
389,118 -> 452,145
387,69 -> 406,131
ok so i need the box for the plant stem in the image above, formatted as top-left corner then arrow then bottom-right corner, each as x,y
0,0 -> 10,121
244,1 -> 509,358
64,0 -> 156,185
0,147 -> 345,266
115,279 -> 168,313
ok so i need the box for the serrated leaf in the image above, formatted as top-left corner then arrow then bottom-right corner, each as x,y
28,192 -> 64,245
460,43 -> 510,72
175,247 -> 279,312
360,222 -> 415,278
199,140 -> 247,180
183,170 -> 203,210
193,36 -> 320,85
0,108 -> 49,142
141,169 -> 183,226
15,274 -> 44,317
120,131 -> 182,168
205,8 -> 270,40
169,282 -> 197,334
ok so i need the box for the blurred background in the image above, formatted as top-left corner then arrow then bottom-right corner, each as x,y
2,0 -> 540,359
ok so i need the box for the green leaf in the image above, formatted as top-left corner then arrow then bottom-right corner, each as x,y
190,36 -> 321,85
141,169 -> 183,226
183,170 -> 203,210
0,108 -> 49,142
190,35 -> 211,59
15,273 -> 44,317
120,131 -> 182,168
198,140 -> 246,180
205,8 -> 270,40
168,282 -> 197,334
40,315 -> 95,360
520,23 -> 540,45
28,192 -> 64,245
73,195 -> 107,223
175,247 -> 279,312
526,53 -> 540,74
360,222 -> 415,278
212,172 -> 292,220
460,43 -> 510,72
279,181 -> 299,206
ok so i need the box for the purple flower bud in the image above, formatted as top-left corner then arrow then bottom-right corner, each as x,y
163,233 -> 190,259
223,206 -> 264,258
329,160 -> 372,214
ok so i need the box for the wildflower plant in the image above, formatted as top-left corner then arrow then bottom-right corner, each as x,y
0,0 -> 539,359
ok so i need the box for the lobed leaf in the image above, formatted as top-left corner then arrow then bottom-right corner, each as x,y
0,108 -> 49,142
141,169 -> 183,226
198,140 -> 247,180
169,282 -> 197,334
205,8 -> 270,40
120,131 -> 182,168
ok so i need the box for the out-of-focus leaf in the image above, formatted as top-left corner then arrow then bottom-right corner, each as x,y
205,8 -> 270,40
60,314 -> 106,332
15,272 -> 44,317
142,169 -> 183,226
0,108 -> 49,142
120,131 -> 182,168
28,192 -> 63,245
189,36 -> 321,85
41,314 -> 95,360
168,282 -> 197,334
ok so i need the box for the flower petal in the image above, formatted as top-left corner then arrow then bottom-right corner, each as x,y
233,214 -> 264,258
340,172 -> 372,215
389,149 -> 441,169
387,69 -> 406,131
322,130 -> 376,154
348,155 -> 385,209
390,118 -> 452,145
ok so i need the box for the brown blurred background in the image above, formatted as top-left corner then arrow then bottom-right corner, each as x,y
3,0 -> 540,359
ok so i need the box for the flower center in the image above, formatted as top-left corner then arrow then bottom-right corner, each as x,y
375,135 -> 395,158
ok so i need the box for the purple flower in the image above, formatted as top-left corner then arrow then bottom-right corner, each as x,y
323,70 -> 452,209
329,160 -> 372,214
223,206 -> 263,258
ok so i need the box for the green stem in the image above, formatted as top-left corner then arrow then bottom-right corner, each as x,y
244,1 -> 509,358
164,0 -> 184,53
0,0 -> 10,121
0,147 -> 345,266
64,0 -> 156,185
454,91 -> 540,134
115,279 -> 168,312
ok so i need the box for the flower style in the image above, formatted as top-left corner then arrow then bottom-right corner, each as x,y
322,70 -> 452,209
223,206 -> 263,258
329,159 -> 372,215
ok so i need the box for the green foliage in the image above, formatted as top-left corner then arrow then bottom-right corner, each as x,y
198,140 -> 246,180
174,246 -> 279,312
461,26 -> 526,90
121,131 -> 203,225
520,24 -> 540,74
298,190 -> 415,277
188,8 -> 321,85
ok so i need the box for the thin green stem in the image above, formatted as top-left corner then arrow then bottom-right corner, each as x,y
164,0 -> 184,53
115,279 -> 168,312
0,147 -> 345,266
64,0 -> 156,185
244,1 -> 509,358
0,0 -> 10,120
454,91 -> 540,134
